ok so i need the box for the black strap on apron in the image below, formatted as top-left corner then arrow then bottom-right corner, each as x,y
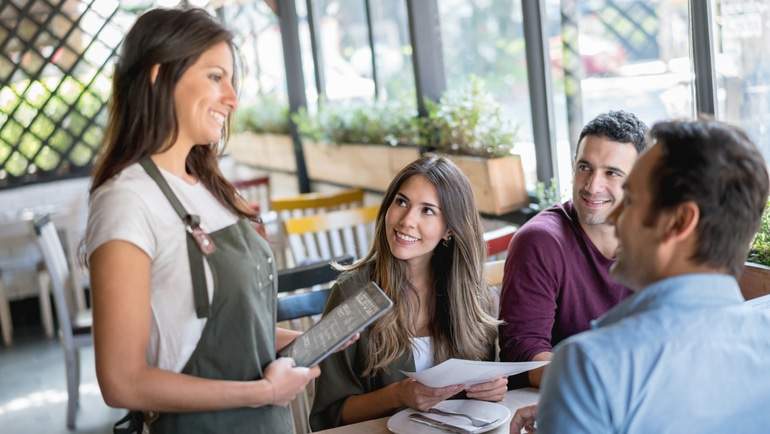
139,157 -> 210,318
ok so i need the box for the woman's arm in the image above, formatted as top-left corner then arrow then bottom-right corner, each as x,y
340,379 -> 464,424
276,327 -> 302,352
91,240 -> 317,411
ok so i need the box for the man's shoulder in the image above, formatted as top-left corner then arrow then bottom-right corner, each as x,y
554,315 -> 644,364
513,202 -> 578,248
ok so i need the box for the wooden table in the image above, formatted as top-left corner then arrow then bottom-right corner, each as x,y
315,388 -> 539,434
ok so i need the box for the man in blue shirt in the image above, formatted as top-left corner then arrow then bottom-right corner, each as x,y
511,119 -> 770,434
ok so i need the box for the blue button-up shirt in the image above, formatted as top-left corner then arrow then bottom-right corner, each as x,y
537,274 -> 770,434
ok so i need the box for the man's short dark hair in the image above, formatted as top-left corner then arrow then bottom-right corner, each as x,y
647,119 -> 769,276
576,110 -> 648,159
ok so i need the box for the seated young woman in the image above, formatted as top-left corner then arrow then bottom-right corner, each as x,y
310,155 -> 506,430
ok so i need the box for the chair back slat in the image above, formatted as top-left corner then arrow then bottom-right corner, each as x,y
328,230 -> 345,258
289,236 -> 308,265
316,231 -> 333,261
355,223 -> 372,257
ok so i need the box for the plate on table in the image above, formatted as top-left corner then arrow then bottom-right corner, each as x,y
387,399 -> 510,434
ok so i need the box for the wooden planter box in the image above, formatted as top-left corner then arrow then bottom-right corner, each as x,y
227,132 -> 296,172
302,142 -> 420,191
740,262 -> 770,301
439,153 -> 529,215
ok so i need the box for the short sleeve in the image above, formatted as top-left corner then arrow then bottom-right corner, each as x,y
85,186 -> 157,260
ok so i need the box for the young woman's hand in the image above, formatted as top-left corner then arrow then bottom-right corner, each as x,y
396,379 -> 464,412
465,376 -> 508,402
263,357 -> 320,406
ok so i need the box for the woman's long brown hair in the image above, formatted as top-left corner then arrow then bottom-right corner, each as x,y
91,8 -> 254,220
347,155 -> 500,375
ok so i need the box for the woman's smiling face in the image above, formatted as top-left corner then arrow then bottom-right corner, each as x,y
173,41 -> 237,147
385,174 -> 449,270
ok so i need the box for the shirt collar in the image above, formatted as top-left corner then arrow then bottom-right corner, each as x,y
593,273 -> 744,329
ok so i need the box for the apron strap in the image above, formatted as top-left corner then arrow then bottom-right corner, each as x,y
139,157 -> 210,318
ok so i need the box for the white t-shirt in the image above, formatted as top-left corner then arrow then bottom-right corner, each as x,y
411,336 -> 434,372
85,163 -> 238,372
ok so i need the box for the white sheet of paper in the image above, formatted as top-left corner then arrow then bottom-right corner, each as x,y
402,359 -> 549,388
746,293 -> 770,310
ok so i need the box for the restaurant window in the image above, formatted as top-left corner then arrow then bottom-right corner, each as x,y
713,0 -> 770,165
222,1 -> 287,104
548,0 -> 695,194
314,0 -> 375,102
438,0 -> 537,189
369,0 -> 415,105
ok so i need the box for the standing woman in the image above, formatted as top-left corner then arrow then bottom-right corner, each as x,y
86,8 -> 315,433
310,155 -> 506,430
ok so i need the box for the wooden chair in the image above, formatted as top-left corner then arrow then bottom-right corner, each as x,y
484,225 -> 517,260
283,205 -> 379,267
33,215 -> 92,430
271,188 -> 364,218
276,257 -> 352,434
269,188 -> 365,269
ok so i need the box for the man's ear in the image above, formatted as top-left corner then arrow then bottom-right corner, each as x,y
660,201 -> 699,243
149,64 -> 160,85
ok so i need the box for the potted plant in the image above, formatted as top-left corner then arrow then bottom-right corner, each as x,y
421,77 -> 528,215
741,200 -> 770,300
228,95 -> 296,172
291,101 -> 421,191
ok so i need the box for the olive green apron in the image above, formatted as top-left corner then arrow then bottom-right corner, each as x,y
114,158 -> 292,434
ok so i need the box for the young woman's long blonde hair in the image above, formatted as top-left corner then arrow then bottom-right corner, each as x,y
349,155 -> 500,375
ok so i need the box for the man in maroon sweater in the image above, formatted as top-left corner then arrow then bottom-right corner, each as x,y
499,110 -> 648,388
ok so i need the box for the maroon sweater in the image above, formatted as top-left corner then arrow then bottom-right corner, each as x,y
498,201 -> 631,386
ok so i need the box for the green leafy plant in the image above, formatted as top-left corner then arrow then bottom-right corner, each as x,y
291,100 -> 420,147
535,178 -> 562,211
232,95 -> 290,135
422,76 -> 518,158
748,200 -> 770,266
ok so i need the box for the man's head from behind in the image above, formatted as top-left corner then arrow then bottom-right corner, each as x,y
572,111 -> 647,226
610,119 -> 769,290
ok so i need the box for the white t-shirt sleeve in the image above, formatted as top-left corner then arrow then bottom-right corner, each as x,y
86,185 -> 157,260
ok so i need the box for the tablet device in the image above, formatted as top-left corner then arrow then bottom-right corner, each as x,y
279,281 -> 392,367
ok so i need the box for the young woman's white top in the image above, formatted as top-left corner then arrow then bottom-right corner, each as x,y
411,336 -> 434,372
86,163 -> 237,372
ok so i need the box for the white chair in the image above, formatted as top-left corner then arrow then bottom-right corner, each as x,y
0,219 -> 55,346
283,205 -> 379,267
33,215 -> 92,430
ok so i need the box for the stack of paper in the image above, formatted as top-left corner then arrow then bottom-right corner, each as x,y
402,359 -> 549,388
